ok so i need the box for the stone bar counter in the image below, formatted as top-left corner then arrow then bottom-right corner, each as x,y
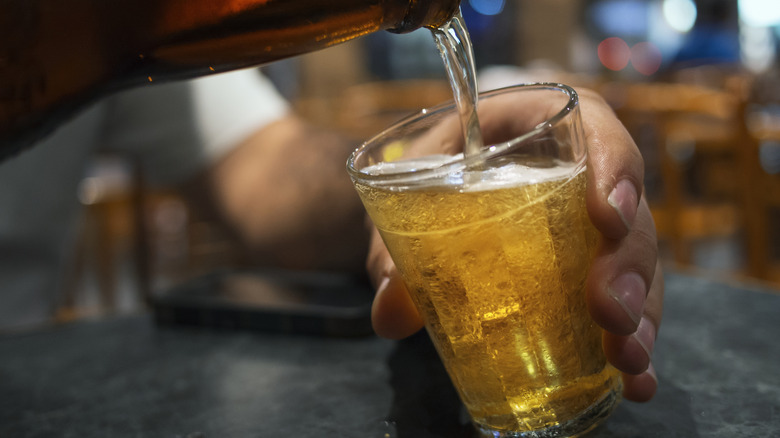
1,271 -> 778,437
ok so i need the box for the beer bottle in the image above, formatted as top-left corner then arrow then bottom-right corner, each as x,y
0,0 -> 460,160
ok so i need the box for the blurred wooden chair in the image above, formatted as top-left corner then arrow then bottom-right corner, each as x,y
741,77 -> 780,283
600,80 -> 747,268
295,79 -> 453,140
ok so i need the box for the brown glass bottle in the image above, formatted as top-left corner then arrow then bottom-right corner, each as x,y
0,0 -> 459,160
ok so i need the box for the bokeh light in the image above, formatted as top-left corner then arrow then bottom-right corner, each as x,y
631,42 -> 663,75
663,0 -> 697,33
598,37 -> 631,71
739,0 -> 780,27
468,0 -> 505,16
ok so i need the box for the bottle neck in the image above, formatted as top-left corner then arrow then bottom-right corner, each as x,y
1,0 -> 461,159
4,0 -> 462,96
137,0 -> 459,80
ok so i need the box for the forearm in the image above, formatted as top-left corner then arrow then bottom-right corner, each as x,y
200,115 -> 369,272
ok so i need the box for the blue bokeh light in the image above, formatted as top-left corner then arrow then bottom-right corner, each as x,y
468,0 -> 505,16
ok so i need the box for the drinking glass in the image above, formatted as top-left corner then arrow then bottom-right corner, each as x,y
347,83 -> 622,437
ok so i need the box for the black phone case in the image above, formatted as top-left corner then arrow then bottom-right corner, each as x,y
151,269 -> 375,337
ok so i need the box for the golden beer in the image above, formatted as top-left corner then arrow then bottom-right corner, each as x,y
354,159 -> 621,435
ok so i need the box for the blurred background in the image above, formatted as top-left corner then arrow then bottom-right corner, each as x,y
60,0 -> 780,321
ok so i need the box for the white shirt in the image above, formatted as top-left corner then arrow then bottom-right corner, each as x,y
0,69 -> 289,331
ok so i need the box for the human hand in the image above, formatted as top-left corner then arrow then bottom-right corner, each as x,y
364,88 -> 663,403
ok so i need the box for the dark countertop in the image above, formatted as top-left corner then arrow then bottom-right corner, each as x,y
1,271 -> 779,437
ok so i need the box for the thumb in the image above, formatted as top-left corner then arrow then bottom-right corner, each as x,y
365,226 -> 424,339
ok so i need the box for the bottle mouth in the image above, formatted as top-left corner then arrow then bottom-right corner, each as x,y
388,0 -> 460,33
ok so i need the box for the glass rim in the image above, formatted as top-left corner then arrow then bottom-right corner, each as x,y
346,82 -> 580,186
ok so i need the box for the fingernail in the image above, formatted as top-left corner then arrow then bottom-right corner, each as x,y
608,272 -> 646,327
608,179 -> 639,232
646,362 -> 658,384
376,276 -> 390,295
632,317 -> 657,363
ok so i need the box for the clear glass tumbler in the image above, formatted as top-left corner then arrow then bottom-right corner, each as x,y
347,83 -> 622,437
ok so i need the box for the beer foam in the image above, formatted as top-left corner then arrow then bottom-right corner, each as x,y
361,154 -> 582,192
363,154 -> 459,174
